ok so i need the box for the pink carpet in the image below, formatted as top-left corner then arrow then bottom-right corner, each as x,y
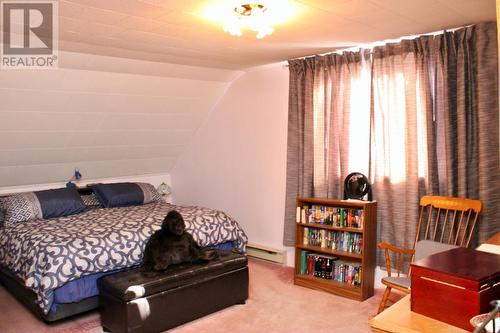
0,259 -> 393,333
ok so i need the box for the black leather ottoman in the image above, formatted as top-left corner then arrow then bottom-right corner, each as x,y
98,251 -> 248,333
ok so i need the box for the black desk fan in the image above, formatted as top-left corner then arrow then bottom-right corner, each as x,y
343,172 -> 372,201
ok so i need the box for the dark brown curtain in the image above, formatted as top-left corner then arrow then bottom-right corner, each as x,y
284,51 -> 371,244
283,58 -> 315,244
284,22 -> 499,263
432,23 -> 499,243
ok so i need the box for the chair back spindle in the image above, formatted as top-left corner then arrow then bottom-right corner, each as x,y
415,196 -> 482,249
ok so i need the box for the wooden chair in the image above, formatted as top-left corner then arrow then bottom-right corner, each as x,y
376,195 -> 483,314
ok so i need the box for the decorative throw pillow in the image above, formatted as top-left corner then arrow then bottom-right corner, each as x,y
92,182 -> 163,208
0,188 -> 87,226
0,192 -> 43,225
81,193 -> 102,208
137,183 -> 163,203
36,187 -> 87,219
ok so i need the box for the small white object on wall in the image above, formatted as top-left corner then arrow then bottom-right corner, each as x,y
157,182 -> 172,196
157,182 -> 172,203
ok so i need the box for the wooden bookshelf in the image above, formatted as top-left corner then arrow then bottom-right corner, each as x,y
294,197 -> 377,301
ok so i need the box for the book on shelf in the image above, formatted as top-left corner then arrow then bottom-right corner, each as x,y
305,253 -> 338,280
332,260 -> 362,286
303,228 -> 363,255
300,250 -> 308,275
303,227 -> 309,246
300,252 -> 361,286
297,205 -> 364,229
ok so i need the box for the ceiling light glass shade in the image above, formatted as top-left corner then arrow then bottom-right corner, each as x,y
202,0 -> 298,39
223,3 -> 274,39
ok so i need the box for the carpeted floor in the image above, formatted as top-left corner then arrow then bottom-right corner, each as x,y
0,259 -> 396,333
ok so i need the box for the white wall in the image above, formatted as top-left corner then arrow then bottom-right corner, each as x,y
0,51 -> 241,187
171,64 -> 290,254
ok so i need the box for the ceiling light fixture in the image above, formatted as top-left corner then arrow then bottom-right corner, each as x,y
224,3 -> 274,39
202,0 -> 298,40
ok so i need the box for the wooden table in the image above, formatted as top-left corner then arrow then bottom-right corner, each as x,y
476,232 -> 500,254
485,232 -> 500,245
368,295 -> 469,333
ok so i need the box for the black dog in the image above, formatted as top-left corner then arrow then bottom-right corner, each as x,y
142,210 -> 217,271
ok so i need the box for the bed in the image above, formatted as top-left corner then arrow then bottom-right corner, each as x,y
0,184 -> 247,322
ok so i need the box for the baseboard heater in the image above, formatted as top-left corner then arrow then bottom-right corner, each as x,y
246,243 -> 285,264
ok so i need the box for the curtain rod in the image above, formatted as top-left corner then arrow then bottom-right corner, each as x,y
286,24 -> 470,63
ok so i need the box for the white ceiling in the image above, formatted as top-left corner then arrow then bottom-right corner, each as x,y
58,0 -> 497,70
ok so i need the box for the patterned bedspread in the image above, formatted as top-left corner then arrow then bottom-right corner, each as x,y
0,202 -> 247,314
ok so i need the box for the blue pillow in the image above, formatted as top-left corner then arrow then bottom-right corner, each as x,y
35,188 -> 87,219
92,182 -> 163,208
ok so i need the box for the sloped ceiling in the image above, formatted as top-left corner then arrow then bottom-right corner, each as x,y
57,0 -> 496,69
0,53 -> 242,187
